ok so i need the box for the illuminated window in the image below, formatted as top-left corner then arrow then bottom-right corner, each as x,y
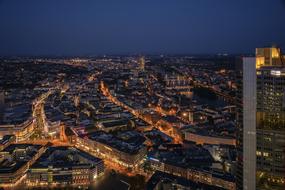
256,57 -> 265,69
264,137 -> 272,142
271,48 -> 280,58
263,152 -> 269,157
256,151 -> 262,156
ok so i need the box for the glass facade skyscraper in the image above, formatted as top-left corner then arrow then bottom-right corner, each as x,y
238,47 -> 285,190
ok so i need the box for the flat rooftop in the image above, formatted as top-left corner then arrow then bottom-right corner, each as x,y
146,171 -> 226,190
0,144 -> 42,174
148,146 -> 213,169
101,119 -> 129,128
88,130 -> 146,155
31,146 -> 102,169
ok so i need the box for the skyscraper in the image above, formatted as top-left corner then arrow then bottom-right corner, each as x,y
239,47 -> 285,190
242,57 -> 257,190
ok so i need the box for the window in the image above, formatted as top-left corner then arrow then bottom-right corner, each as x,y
263,152 -> 269,157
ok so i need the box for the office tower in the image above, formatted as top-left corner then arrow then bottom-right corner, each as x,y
256,66 -> 285,189
239,47 -> 285,190
256,47 -> 282,67
242,57 -> 257,190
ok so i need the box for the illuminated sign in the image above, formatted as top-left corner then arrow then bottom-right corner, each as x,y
270,70 -> 281,76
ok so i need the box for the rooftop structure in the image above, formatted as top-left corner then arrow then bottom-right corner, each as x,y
147,171 -> 226,190
27,146 -> 104,187
0,144 -> 44,187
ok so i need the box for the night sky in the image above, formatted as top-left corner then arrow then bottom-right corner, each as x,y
0,0 -> 285,56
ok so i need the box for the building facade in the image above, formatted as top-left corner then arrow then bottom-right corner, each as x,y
255,66 -> 285,189
27,146 -> 104,187
239,47 -> 285,190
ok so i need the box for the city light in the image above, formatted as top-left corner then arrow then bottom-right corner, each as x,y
0,1 -> 283,189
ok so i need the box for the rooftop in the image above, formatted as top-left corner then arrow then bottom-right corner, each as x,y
146,171 -> 226,190
0,144 -> 42,174
88,130 -> 146,154
31,146 -> 102,168
148,146 -> 213,169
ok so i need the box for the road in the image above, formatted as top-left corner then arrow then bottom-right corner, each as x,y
100,81 -> 182,143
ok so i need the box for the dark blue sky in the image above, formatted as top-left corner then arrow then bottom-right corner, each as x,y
0,0 -> 285,56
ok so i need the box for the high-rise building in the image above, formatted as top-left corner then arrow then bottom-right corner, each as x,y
256,66 -> 285,189
238,47 -> 285,190
242,57 -> 257,190
256,47 -> 282,67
